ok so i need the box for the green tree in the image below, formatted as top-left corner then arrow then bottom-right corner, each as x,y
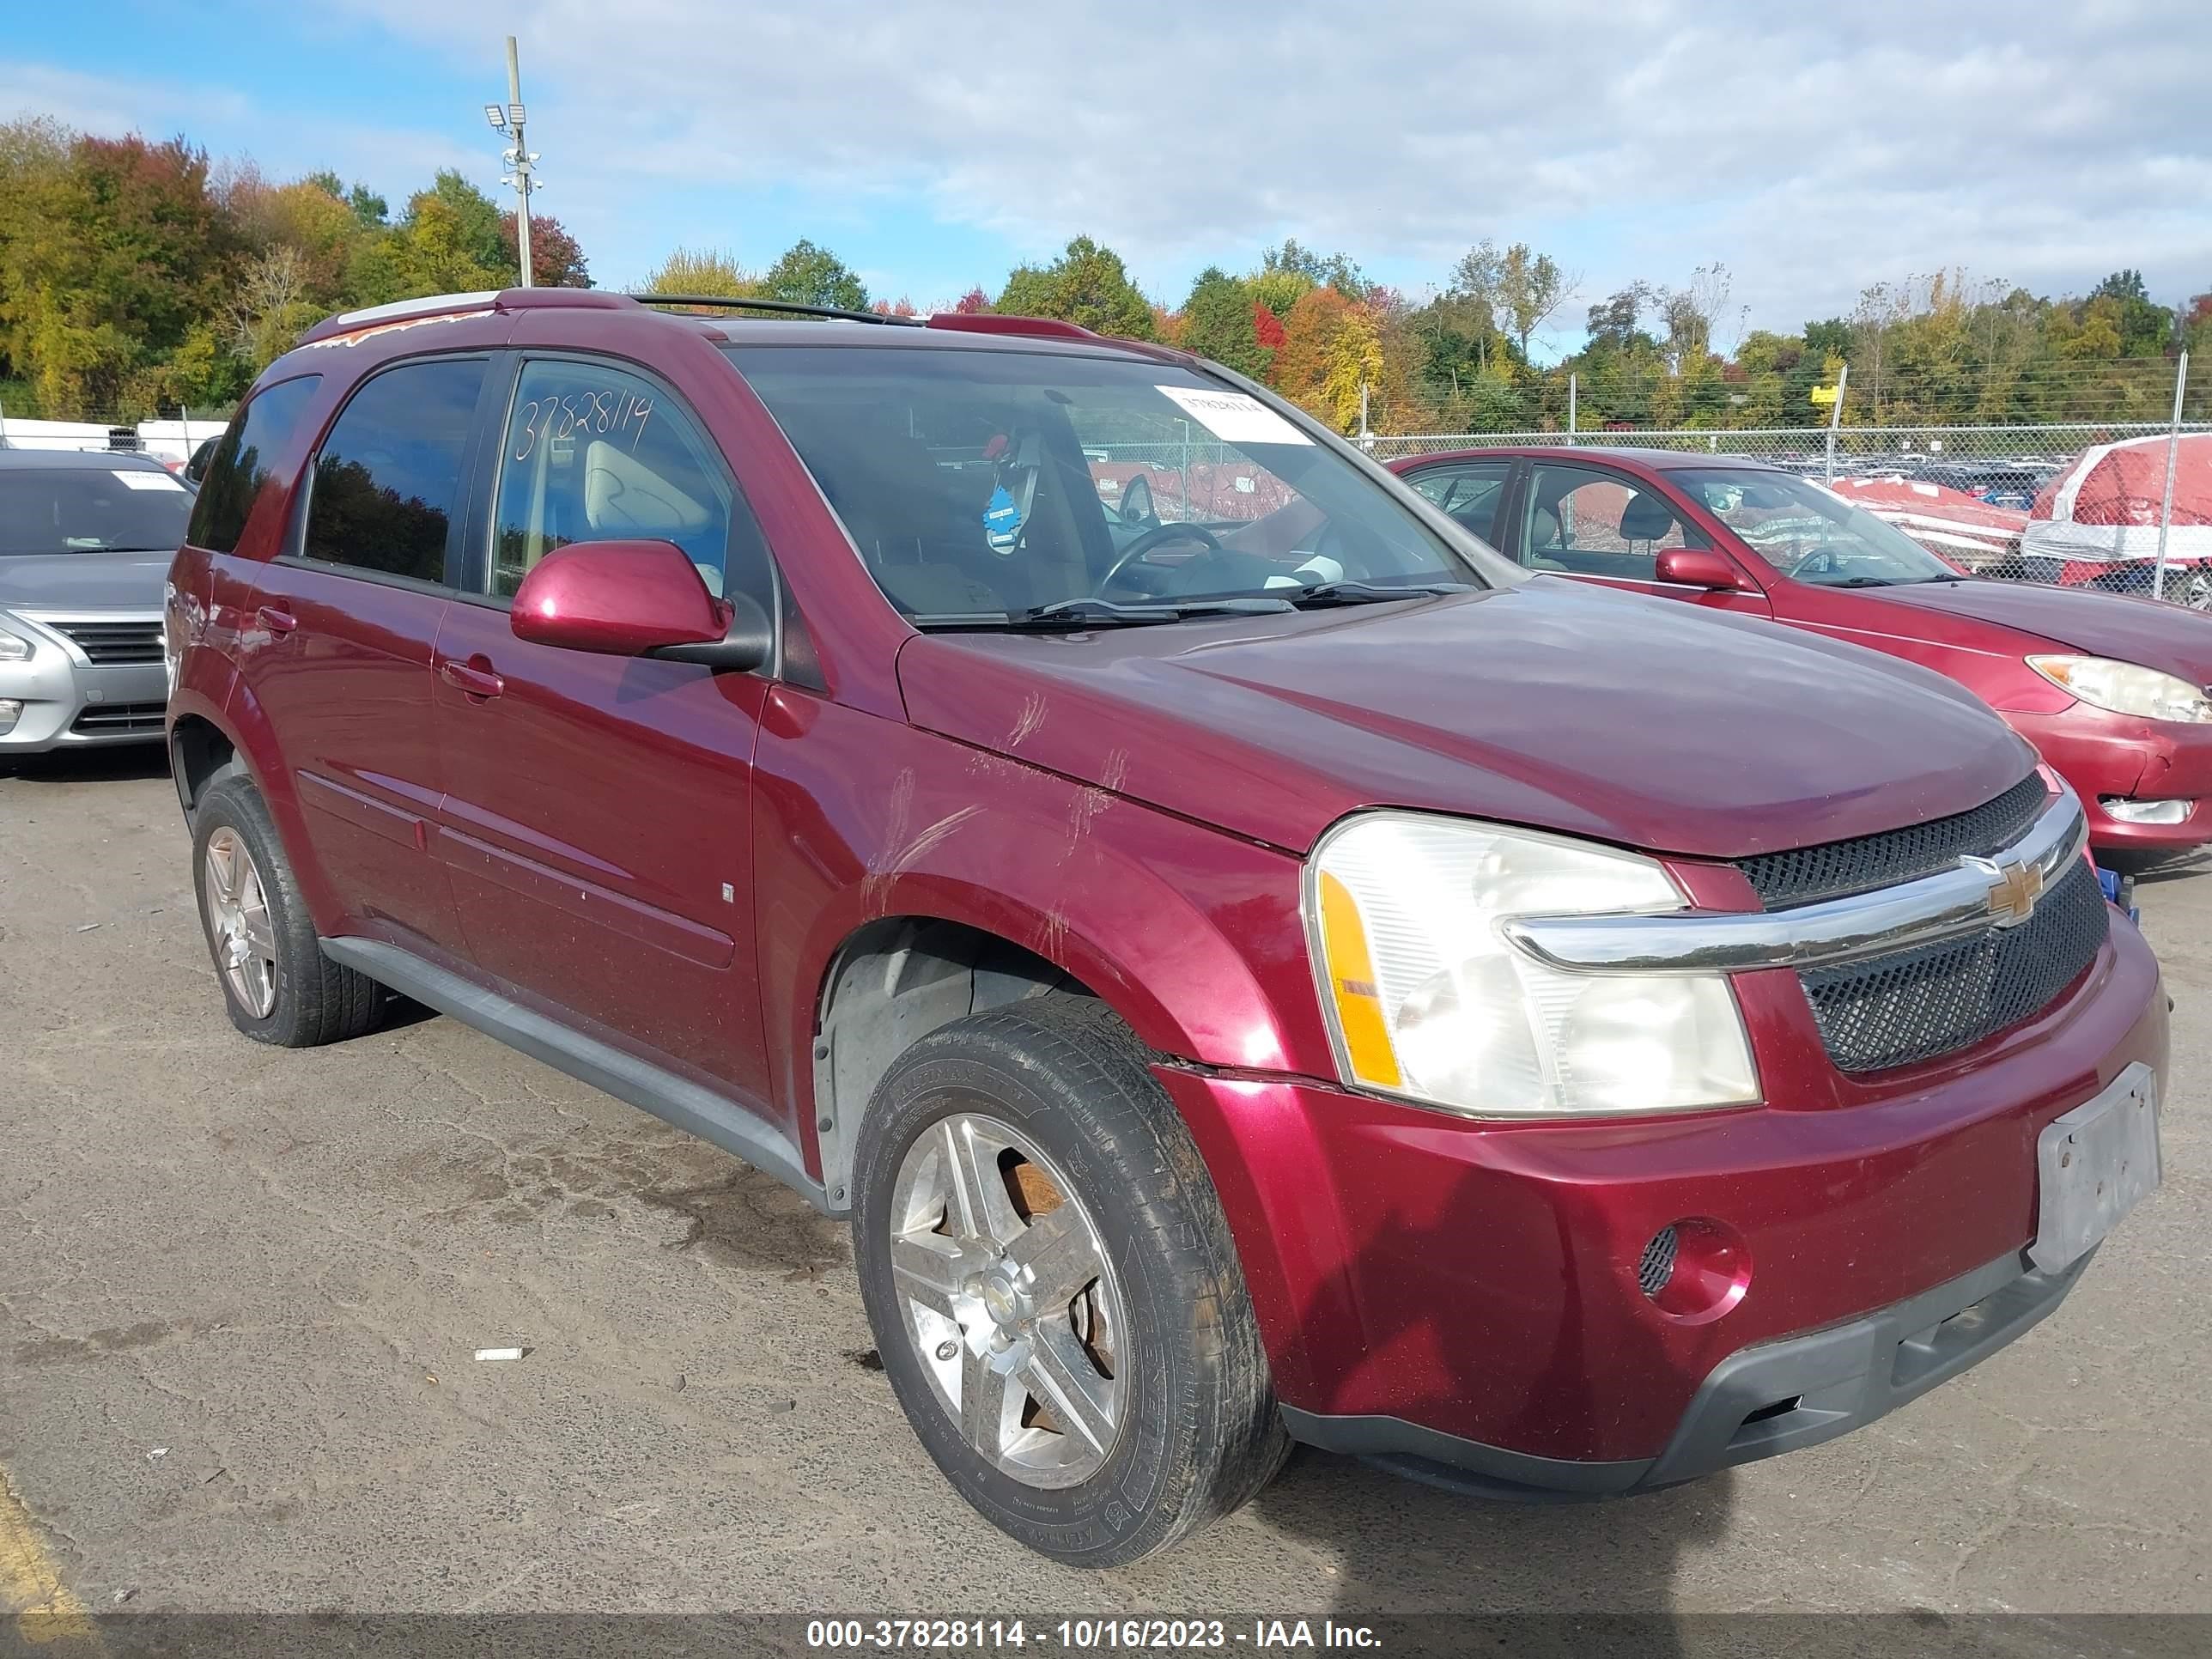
1179,266 -> 1269,378
762,238 -> 866,310
994,236 -> 1154,337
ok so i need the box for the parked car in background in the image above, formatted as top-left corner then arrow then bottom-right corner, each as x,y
2021,434 -> 2212,609
0,448 -> 191,753
1392,447 -> 2212,860
1820,474 -> 2027,573
167,291 -> 2164,1563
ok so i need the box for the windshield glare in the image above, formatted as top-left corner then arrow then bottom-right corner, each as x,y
1681,468 -> 1958,586
0,467 -> 195,556
726,345 -> 1481,622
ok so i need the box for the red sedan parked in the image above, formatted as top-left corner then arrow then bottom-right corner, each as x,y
1391,447 -> 2212,860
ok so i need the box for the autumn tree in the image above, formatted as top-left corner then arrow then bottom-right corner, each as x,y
1273,287 -> 1383,433
994,236 -> 1154,337
641,246 -> 759,298
505,210 -> 590,288
0,131 -> 239,415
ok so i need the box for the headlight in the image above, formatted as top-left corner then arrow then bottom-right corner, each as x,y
0,618 -> 32,663
1307,814 -> 1759,1119
2028,655 -> 2212,723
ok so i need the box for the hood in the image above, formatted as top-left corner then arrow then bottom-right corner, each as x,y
896,579 -> 2036,859
1864,578 -> 2212,685
0,551 -> 173,611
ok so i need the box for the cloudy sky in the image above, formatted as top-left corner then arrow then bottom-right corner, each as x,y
6,1 -> 2208,351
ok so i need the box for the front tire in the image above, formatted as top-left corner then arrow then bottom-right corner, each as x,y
852,996 -> 1287,1565
191,774 -> 383,1047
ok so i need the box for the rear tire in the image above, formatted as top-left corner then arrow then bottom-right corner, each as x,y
852,995 -> 1287,1565
191,774 -> 383,1047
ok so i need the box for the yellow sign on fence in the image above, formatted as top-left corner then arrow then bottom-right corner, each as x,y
1810,386 -> 1839,406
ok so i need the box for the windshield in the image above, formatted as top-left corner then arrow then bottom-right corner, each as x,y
0,466 -> 195,556
726,344 -> 1484,624
1679,468 -> 1959,586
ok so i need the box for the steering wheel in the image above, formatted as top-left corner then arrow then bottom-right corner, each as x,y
1784,547 -> 1841,580
1099,522 -> 1228,593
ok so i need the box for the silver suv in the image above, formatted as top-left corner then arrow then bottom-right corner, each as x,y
0,448 -> 191,753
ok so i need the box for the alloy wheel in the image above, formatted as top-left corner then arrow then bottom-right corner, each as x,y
203,825 -> 278,1018
886,1112 -> 1127,1488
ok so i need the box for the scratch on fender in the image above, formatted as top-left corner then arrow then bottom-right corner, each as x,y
863,800 -> 981,915
1006,692 -> 1048,748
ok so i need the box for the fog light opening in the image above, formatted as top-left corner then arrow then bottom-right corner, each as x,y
1642,1218 -> 1752,1324
2100,796 -> 2191,826
0,698 -> 21,736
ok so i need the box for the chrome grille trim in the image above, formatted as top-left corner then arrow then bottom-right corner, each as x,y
1503,794 -> 2093,977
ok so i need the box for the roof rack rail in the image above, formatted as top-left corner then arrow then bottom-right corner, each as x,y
297,286 -> 629,346
626,295 -> 922,327
924,314 -> 1099,341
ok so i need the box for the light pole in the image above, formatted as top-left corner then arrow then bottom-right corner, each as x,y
483,36 -> 539,286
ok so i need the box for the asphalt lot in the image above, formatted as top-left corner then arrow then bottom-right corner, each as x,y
2,747 -> 2207,1634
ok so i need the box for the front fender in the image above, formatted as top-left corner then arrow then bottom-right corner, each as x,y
752,688 -> 1333,1139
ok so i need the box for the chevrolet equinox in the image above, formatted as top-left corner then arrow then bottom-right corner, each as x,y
164,288 -> 2167,1565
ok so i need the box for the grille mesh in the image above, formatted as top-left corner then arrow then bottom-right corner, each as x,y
70,702 -> 167,734
1801,859 -> 2108,1073
1638,1227 -> 1680,1298
50,619 -> 165,665
1733,774 -> 2051,909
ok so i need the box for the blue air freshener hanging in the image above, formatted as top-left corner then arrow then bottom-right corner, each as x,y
983,485 -> 1024,553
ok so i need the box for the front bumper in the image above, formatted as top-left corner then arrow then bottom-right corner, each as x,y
1157,907 -> 2166,1488
0,615 -> 167,752
1285,1246 -> 2091,1500
2008,705 -> 2212,853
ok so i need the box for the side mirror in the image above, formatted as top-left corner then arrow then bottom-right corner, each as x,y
1655,547 -> 1746,592
510,539 -> 772,672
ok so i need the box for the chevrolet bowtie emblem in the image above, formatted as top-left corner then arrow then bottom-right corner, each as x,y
1962,852 -> 2044,927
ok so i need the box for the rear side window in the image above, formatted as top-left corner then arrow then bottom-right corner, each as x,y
302,358 -> 487,583
186,374 -> 321,554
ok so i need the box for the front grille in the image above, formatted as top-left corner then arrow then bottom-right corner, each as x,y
49,619 -> 164,665
1801,859 -> 2108,1073
1733,774 -> 2051,909
70,702 -> 167,735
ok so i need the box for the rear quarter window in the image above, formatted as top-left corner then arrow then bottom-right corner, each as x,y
186,375 -> 323,554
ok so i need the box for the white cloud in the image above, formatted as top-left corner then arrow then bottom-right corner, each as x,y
16,0 -> 2212,333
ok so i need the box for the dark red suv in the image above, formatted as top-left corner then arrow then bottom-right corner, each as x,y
166,289 -> 2167,1565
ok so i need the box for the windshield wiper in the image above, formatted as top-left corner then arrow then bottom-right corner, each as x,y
1283,580 -> 1474,607
909,595 -> 1295,632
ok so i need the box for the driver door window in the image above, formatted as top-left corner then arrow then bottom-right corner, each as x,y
1522,464 -> 1698,580
489,357 -> 773,614
1408,461 -> 1511,544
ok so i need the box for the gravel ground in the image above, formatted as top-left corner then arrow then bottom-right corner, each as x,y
2,748 -> 2205,1643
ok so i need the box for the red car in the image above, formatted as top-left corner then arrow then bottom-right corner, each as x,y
1390,447 -> 2212,860
166,294 -> 2165,1563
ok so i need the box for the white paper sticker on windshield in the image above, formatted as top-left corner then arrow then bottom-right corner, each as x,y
1154,386 -> 1312,447
113,469 -> 185,491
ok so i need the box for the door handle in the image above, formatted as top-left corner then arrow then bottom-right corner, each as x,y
438,657 -> 505,700
255,605 -> 298,636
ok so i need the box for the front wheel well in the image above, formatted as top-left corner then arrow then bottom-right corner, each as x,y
170,715 -> 238,821
812,918 -> 1097,1206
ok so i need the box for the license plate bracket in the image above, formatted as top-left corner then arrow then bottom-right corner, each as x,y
2030,1061 -> 2160,1273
